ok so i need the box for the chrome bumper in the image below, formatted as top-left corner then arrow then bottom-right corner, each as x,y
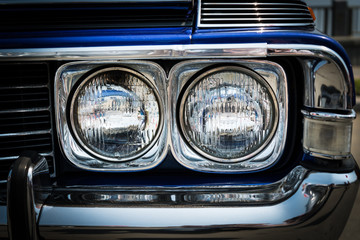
1,155 -> 359,240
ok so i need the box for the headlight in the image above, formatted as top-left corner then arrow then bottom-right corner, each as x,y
69,67 -> 163,161
179,66 -> 278,162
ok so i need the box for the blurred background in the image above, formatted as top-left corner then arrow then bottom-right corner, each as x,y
305,0 -> 360,239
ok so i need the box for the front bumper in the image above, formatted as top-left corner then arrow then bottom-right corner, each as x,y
2,154 -> 358,240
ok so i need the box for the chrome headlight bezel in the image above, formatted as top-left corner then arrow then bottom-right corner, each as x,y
169,60 -> 288,173
55,61 -> 167,171
68,66 -> 164,162
178,65 -> 279,163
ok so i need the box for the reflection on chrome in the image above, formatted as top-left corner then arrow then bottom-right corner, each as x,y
47,166 -> 307,206
302,58 -> 348,110
71,67 -> 161,161
180,66 -> 278,162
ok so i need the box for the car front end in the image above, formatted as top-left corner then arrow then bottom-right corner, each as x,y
0,0 -> 358,239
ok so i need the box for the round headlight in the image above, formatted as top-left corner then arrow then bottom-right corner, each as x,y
69,67 -> 163,161
179,66 -> 278,162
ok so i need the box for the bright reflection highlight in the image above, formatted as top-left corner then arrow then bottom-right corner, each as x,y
71,67 -> 161,161
180,66 -> 278,162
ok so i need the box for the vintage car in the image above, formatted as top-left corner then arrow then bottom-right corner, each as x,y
0,0 -> 358,239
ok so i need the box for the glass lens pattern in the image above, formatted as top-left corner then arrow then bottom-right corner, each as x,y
180,67 -> 278,162
71,67 -> 161,161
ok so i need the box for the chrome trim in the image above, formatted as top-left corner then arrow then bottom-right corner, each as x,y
7,153 -> 51,240
68,66 -> 164,162
0,44 -> 268,60
300,59 -> 348,109
0,107 -> 50,114
44,166 -> 307,205
169,59 -> 288,172
0,43 -> 352,172
0,44 -> 351,110
37,165 -> 359,239
198,0 -> 314,28
0,84 -> 48,89
56,61 -> 168,171
202,2 -> 307,6
268,44 -> 352,109
202,18 -> 311,21
0,129 -> 51,137
0,152 -> 54,161
301,109 -> 356,121
0,43 -> 351,108
201,12 -> 312,16
303,150 -> 351,160
178,65 -> 279,163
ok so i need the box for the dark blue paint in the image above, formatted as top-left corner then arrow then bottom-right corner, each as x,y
0,28 -> 192,48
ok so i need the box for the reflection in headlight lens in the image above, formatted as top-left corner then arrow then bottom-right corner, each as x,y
70,67 -> 162,161
180,66 -> 278,162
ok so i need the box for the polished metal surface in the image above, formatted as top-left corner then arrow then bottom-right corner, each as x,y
7,154 -> 51,240
302,109 -> 356,121
0,43 -> 268,60
0,43 -> 353,111
169,59 -> 288,172
68,66 -> 164,163
37,165 -> 359,240
301,59 -> 348,109
56,61 -> 168,171
197,0 -> 314,28
267,44 -> 352,109
178,65 -> 279,163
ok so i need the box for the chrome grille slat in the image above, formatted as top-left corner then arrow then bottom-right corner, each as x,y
198,0 -> 314,28
0,63 -> 55,180
0,152 -> 54,161
0,130 -> 51,137
202,12 -> 311,16
0,107 -> 50,114
202,3 -> 307,6
202,18 -> 312,21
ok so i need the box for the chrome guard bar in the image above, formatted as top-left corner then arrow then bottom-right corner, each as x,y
6,152 -> 51,240
36,164 -> 358,240
2,153 -> 359,239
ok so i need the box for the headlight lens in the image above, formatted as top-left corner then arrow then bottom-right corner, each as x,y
179,66 -> 278,162
70,67 -> 162,161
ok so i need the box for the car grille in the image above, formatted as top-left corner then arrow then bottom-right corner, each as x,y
0,63 -> 55,181
198,0 -> 314,28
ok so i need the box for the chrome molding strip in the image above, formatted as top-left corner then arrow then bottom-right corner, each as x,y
0,107 -> 51,114
0,44 -> 352,104
45,166 -> 307,206
0,129 -> 51,137
37,166 -> 359,240
0,44 -> 268,60
302,109 -> 356,121
0,152 -> 54,161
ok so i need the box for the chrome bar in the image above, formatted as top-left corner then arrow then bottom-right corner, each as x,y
0,130 -> 51,137
0,152 -> 54,161
302,109 -> 356,121
201,17 -> 312,21
202,12 -> 311,16
7,152 -> 51,240
37,166 -> 359,240
0,107 -> 50,114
